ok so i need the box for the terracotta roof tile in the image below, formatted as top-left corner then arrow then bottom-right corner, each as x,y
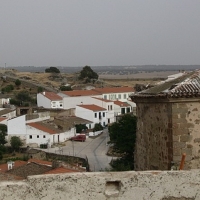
93,87 -> 135,94
77,104 -> 106,111
42,92 -> 62,100
62,90 -> 101,97
44,166 -> 79,174
27,122 -> 61,134
0,161 -> 27,172
114,100 -> 130,107
0,117 -> 7,122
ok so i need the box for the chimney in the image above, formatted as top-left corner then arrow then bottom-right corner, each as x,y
43,91 -> 46,95
7,161 -> 14,170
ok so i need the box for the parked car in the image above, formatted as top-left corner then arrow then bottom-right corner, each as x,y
70,134 -> 86,142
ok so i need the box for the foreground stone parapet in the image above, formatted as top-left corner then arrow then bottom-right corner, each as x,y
0,170 -> 200,200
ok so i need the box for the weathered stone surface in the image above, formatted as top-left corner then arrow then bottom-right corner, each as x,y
180,135 -> 192,142
0,171 -> 200,200
173,142 -> 186,149
194,138 -> 200,143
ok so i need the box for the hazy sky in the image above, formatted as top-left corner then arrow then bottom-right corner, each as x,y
0,1 -> 200,67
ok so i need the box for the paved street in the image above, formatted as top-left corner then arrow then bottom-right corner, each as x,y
45,130 -> 113,172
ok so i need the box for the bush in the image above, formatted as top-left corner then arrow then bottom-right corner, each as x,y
45,67 -> 60,73
93,123 -> 103,132
59,85 -> 72,91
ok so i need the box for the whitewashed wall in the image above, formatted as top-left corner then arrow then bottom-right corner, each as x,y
37,93 -> 51,108
8,115 -> 26,135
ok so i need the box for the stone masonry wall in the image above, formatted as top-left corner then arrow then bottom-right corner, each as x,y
1,170 -> 200,200
135,101 -> 173,170
172,100 -> 200,169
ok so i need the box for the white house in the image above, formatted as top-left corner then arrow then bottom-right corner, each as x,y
26,122 -> 75,147
113,100 -> 132,119
59,90 -> 101,110
7,114 -> 75,147
75,104 -> 107,129
37,92 -> 63,109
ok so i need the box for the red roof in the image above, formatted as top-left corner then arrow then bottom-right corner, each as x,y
42,92 -> 62,100
0,117 -> 7,122
93,87 -> 135,94
27,122 -> 61,134
62,90 -> 100,97
78,104 -> 106,111
44,166 -> 79,174
28,159 -> 52,166
0,161 -> 27,172
114,100 -> 130,107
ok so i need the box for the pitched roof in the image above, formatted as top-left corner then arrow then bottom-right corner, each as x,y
77,104 -> 106,111
114,100 -> 130,107
27,122 -> 62,134
43,166 -> 79,174
41,92 -> 62,100
131,70 -> 200,99
0,161 -> 27,172
93,86 -> 135,94
62,90 -> 100,97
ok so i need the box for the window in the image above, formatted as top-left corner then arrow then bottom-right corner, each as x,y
121,108 -> 125,114
103,112 -> 105,117
94,113 -> 97,118
110,105 -> 113,110
59,102 -> 63,107
108,105 -> 109,110
52,102 -> 56,107
104,95 -> 107,99
124,94 -> 127,99
118,94 -> 121,99
37,135 -> 39,138
103,122 -> 106,126
29,135 -> 32,139
43,135 -> 46,138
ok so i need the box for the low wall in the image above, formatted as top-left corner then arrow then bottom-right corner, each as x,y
0,170 -> 200,200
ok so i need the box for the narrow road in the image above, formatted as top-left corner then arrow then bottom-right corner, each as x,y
45,130 -> 113,172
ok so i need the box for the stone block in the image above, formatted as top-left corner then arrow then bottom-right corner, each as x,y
180,135 -> 192,142
181,148 -> 192,156
173,148 -> 181,156
173,142 -> 186,149
173,135 -> 179,142
194,138 -> 200,143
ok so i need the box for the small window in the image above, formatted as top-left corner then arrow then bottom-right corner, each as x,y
94,113 -> 97,118
103,112 -> 105,117
60,103 -> 63,107
43,135 -> 46,138
108,105 -> 109,110
110,105 -> 113,110
118,94 -> 121,99
104,95 -> 107,99
29,135 -> 32,139
37,135 -> 39,138
124,94 -> 127,99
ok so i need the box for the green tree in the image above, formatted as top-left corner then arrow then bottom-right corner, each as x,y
37,86 -> 44,93
16,91 -> 31,102
15,79 -> 21,87
45,67 -> 60,73
79,66 -> 98,81
0,124 -> 7,146
93,123 -> 103,132
108,114 -> 137,171
75,124 -> 88,133
10,136 -> 23,152
59,85 -> 72,91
